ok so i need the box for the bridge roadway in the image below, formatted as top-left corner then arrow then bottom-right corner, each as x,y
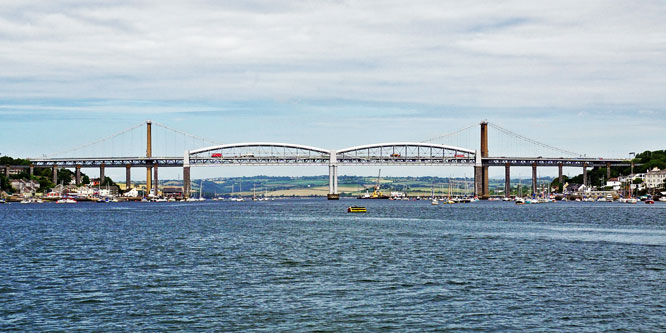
8,141 -> 630,199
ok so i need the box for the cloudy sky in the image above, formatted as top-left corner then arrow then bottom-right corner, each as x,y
1,0 -> 665,178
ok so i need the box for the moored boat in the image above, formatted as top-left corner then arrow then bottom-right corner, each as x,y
348,206 -> 367,213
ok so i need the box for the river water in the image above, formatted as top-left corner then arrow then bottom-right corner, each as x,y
1,200 -> 665,331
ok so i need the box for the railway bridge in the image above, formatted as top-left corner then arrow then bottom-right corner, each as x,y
5,121 -> 632,199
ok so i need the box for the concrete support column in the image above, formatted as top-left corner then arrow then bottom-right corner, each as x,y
52,165 -> 58,184
558,163 -> 563,191
29,164 -> 34,177
125,165 -> 131,190
606,162 -> 611,180
183,166 -> 191,199
473,150 -> 482,197
146,166 -> 152,194
75,165 -> 81,185
183,150 -> 190,199
327,151 -> 339,200
474,166 -> 483,197
631,161 -> 634,175
4,165 -> 9,178
333,165 -> 338,194
504,163 -> 511,197
531,163 -> 537,196
100,164 -> 105,183
153,163 -> 159,196
583,163 -> 588,187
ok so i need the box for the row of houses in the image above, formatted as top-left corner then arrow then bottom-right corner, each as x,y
605,167 -> 666,191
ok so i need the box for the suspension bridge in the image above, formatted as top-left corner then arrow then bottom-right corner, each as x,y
3,121 -> 631,199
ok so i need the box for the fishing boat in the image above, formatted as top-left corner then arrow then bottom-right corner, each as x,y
347,206 -> 367,213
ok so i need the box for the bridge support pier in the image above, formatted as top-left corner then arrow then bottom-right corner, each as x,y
473,150 -> 482,197
606,162 -> 611,180
328,152 -> 339,200
75,165 -> 81,185
100,164 -> 105,183
583,163 -> 588,187
52,165 -> 58,184
4,165 -> 9,178
183,151 -> 191,200
29,164 -> 34,177
125,165 -> 131,190
558,163 -> 563,192
480,122 -> 489,199
183,166 -> 190,199
146,166 -> 152,196
153,163 -> 159,197
504,163 -> 510,197
532,163 -> 537,196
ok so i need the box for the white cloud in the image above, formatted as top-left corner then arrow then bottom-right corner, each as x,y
0,0 -> 664,109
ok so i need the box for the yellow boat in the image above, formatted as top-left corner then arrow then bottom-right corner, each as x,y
347,206 -> 367,213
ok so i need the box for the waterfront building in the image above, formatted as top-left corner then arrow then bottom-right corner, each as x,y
645,167 -> 666,189
9,179 -> 40,194
618,173 -> 647,191
606,178 -> 621,191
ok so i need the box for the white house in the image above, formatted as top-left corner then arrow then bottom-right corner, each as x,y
645,167 -> 666,189
618,173 -> 646,191
606,178 -> 621,191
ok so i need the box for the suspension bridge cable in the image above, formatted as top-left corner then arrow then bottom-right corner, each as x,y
47,122 -> 146,157
421,122 -> 479,143
151,121 -> 223,146
487,122 -> 582,157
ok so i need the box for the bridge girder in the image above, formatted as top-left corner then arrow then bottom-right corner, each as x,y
336,142 -> 476,166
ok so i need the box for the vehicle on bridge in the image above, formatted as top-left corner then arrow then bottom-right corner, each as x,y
211,153 -> 222,158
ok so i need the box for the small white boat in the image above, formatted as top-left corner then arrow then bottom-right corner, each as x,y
56,198 -> 77,204
431,199 -> 439,205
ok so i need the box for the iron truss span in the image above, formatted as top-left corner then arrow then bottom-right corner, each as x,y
482,157 -> 631,167
187,142 -> 477,166
29,157 -> 184,167
336,142 -> 476,166
189,142 -> 331,166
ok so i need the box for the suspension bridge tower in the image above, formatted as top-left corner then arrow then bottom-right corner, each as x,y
474,121 -> 490,199
146,120 -> 152,194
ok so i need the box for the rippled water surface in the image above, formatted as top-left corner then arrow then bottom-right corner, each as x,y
1,200 -> 665,331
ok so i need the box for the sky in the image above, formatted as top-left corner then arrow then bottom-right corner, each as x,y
1,0 -> 665,180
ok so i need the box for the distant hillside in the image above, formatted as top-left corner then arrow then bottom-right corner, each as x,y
152,175 -> 552,197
